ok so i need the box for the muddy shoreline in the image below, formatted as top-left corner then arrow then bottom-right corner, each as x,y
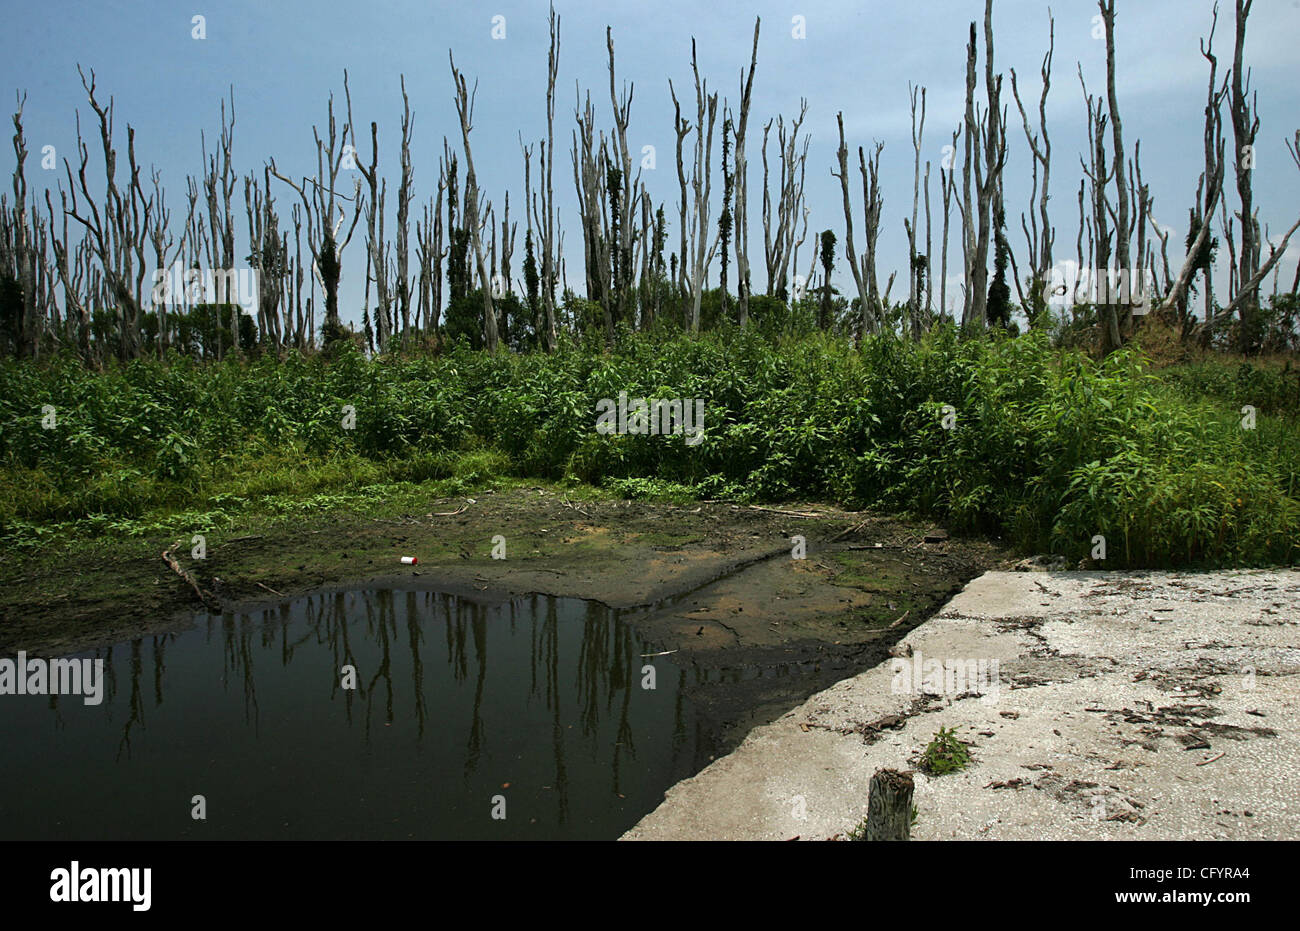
0,487 -> 1013,760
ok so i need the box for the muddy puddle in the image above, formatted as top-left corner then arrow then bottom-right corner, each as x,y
0,588 -> 758,841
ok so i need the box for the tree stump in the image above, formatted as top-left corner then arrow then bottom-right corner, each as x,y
864,768 -> 914,841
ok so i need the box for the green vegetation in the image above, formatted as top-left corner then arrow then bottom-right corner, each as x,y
2,323 -> 1297,567
918,727 -> 972,776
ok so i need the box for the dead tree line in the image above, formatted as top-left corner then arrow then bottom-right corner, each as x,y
5,2 -> 1300,363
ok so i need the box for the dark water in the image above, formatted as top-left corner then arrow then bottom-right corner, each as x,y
0,589 -> 713,840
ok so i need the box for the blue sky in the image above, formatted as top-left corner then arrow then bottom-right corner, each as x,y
5,0 -> 1300,326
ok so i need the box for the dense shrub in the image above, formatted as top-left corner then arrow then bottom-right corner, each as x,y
1,327 -> 1296,568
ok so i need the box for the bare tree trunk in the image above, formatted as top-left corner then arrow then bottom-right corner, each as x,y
673,92 -> 690,319
733,17 -> 760,327
346,75 -> 391,351
672,42 -> 719,335
1099,0 -> 1131,353
1230,0 -> 1261,350
939,126 -> 959,322
924,158 -> 933,319
908,84 -> 926,338
833,113 -> 883,340
535,4 -> 561,351
44,188 -> 92,361
863,769 -> 914,841
607,27 -> 641,335
1157,8 -> 1229,329
760,103 -> 809,300
1010,9 -> 1055,320
1080,66 -> 1116,343
961,23 -> 977,327
244,168 -> 284,355
395,76 -> 414,340
270,76 -> 363,348
450,52 -> 498,352
571,91 -> 612,343
7,95 -> 43,359
63,67 -> 154,362
968,0 -> 1005,332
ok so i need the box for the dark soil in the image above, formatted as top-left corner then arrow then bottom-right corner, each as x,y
0,486 -> 1014,756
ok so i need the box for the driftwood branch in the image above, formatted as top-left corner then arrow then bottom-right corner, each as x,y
162,541 -> 221,612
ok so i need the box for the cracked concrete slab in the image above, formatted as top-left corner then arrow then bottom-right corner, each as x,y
622,569 -> 1300,840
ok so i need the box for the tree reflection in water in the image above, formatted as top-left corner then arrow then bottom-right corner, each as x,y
22,588 -> 712,838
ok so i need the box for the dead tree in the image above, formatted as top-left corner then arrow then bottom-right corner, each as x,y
733,17 -> 760,327
415,161 -> 445,337
1229,0 -> 1262,349
788,193 -> 811,304
719,110 -> 733,318
1290,133 -> 1300,297
967,0 -> 1006,331
637,196 -> 659,328
833,113 -> 884,339
244,167 -> 284,354
1156,5 -> 1229,330
571,89 -> 612,342
672,91 -> 690,308
1074,179 -> 1088,320
1145,194 -> 1174,299
672,40 -> 719,334
496,191 -> 516,341
908,84 -> 926,337
199,91 -> 237,359
526,3 -> 562,352
146,167 -> 178,356
960,23 -> 977,325
44,185 -> 93,360
519,139 -> 540,336
1132,141 -> 1153,310
269,77 -> 363,344
449,51 -> 498,352
392,78 -> 414,340
939,126 -> 960,322
924,157 -> 933,318
1010,9 -> 1055,320
63,66 -> 155,362
5,93 -> 45,358
760,101 -> 809,300
606,27 -> 641,333
1099,0 -> 1133,353
1080,69 -> 1116,338
1205,130 -> 1300,337
345,72 -> 394,350
288,203 -> 306,347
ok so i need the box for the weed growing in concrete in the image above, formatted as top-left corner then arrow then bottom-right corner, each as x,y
918,726 -> 971,775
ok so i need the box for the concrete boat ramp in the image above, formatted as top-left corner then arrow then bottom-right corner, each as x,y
623,569 -> 1300,840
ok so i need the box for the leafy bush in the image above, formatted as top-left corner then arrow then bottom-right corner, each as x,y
1,327 -> 1297,568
